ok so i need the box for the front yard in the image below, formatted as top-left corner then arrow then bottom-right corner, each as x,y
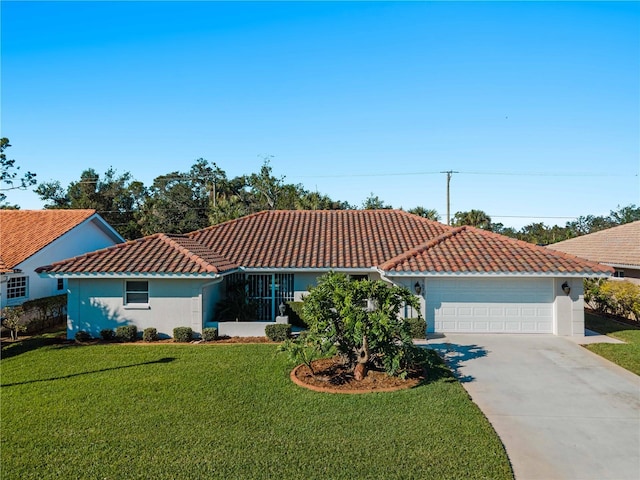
585,312 -> 640,375
1,335 -> 513,480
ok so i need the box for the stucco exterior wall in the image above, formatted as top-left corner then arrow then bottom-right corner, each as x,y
553,278 -> 585,336
1,217 -> 122,308
66,277 -> 214,340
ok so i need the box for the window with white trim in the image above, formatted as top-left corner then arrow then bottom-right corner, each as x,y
7,276 -> 28,299
125,280 -> 149,304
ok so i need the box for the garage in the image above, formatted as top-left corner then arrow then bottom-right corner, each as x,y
427,278 -> 554,334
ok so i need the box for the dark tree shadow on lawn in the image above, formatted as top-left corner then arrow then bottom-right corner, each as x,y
1,330 -> 68,361
1,357 -> 176,388
425,343 -> 488,383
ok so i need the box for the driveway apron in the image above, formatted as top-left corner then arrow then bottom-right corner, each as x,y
427,334 -> 640,480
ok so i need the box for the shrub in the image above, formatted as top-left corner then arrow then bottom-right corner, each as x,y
405,317 -> 427,339
286,301 -> 308,328
585,279 -> 640,321
143,327 -> 159,342
22,294 -> 67,334
75,330 -> 92,342
116,325 -> 138,342
100,329 -> 116,341
297,272 -> 424,378
278,331 -> 328,375
202,328 -> 218,342
265,323 -> 291,341
173,326 -> 193,342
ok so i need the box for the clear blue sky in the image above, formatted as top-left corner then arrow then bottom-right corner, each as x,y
2,1 -> 638,229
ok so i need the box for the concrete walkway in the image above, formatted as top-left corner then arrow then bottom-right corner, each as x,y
425,334 -> 640,480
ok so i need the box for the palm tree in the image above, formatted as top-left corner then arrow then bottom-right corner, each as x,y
408,206 -> 440,221
452,209 -> 492,230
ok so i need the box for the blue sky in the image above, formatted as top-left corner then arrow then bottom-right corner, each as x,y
2,1 -> 638,228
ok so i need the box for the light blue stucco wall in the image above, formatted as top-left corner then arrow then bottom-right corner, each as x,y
66,277 -> 223,339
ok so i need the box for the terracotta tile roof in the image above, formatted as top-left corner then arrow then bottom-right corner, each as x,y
36,210 -> 612,276
189,210 -> 449,269
0,209 -> 96,269
380,226 -> 613,275
547,221 -> 640,268
38,234 -> 238,275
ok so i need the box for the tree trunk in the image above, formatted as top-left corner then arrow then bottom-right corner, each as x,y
354,334 -> 369,381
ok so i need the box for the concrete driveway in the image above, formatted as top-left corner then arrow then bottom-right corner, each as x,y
425,334 -> 640,480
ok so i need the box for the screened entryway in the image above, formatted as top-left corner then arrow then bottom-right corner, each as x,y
247,273 -> 294,321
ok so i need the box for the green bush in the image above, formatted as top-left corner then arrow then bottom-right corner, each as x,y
405,317 -> 427,339
265,323 -> 291,341
75,330 -> 92,342
100,329 -> 116,341
116,325 -> 138,342
143,327 -> 159,342
286,301 -> 308,328
22,294 -> 67,334
173,326 -> 193,343
585,279 -> 640,321
202,328 -> 218,342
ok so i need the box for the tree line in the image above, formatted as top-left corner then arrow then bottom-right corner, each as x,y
1,138 -> 638,243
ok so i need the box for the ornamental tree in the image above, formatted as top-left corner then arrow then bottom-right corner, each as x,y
297,272 -> 424,379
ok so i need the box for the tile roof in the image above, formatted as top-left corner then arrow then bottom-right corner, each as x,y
547,221 -> 640,268
38,234 -> 238,275
189,210 -> 449,268
380,226 -> 613,275
0,209 -> 97,269
36,210 -> 613,276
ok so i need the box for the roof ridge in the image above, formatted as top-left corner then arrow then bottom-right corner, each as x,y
379,226 -> 464,269
159,234 -> 222,273
187,210 -> 269,237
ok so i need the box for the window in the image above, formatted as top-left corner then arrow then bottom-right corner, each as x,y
614,270 -> 625,278
125,280 -> 149,304
7,276 -> 28,299
57,278 -> 64,291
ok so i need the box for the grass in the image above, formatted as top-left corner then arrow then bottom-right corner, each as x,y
1,335 -> 513,480
585,312 -> 640,375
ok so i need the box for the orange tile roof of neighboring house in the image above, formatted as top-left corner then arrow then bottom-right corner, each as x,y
547,221 -> 640,268
380,226 -> 613,275
38,234 -> 239,275
0,209 -> 97,269
36,210 -> 613,276
189,210 -> 450,268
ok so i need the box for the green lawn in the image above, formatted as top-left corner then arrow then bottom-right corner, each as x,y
1,335 -> 513,480
585,312 -> 640,375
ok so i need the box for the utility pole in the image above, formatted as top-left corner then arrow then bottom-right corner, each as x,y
441,170 -> 458,225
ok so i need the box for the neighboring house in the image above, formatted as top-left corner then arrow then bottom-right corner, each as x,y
0,209 -> 124,308
548,221 -> 640,285
36,210 -> 612,339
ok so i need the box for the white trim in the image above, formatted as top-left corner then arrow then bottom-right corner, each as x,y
604,262 -> 640,269
240,267 -> 377,274
381,271 -> 611,278
38,271 -> 231,279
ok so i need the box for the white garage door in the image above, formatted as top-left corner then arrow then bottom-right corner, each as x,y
427,278 -> 554,333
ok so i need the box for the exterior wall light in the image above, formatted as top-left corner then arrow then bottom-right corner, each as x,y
561,282 -> 571,295
414,282 -> 422,295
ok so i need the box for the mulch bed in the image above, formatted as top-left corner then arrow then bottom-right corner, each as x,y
291,356 -> 426,394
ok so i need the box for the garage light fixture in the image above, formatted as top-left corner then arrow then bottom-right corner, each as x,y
414,282 -> 422,295
561,282 -> 571,295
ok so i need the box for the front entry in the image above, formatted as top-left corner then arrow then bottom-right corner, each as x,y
247,273 -> 294,321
